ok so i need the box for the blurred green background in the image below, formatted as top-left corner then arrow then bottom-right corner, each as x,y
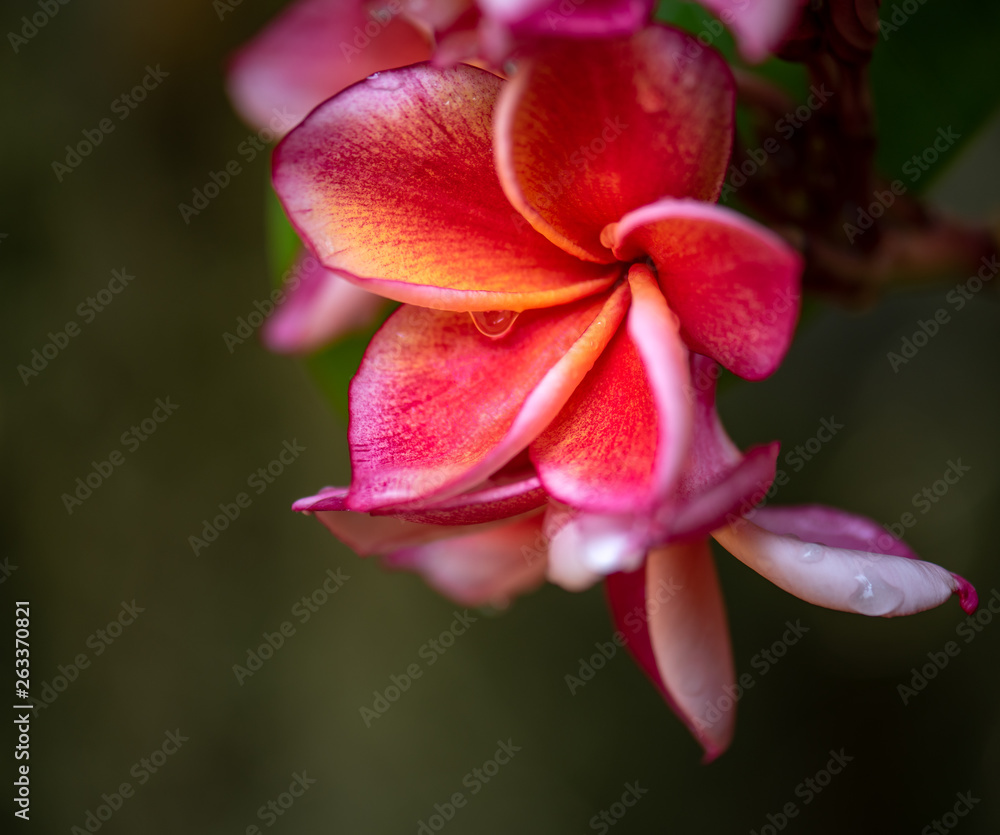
2,0 -> 999,832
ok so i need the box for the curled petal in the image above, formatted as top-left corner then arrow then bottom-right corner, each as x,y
347,283 -> 630,510
274,64 -> 618,311
699,0 -> 806,63
667,443 -> 779,542
262,252 -> 385,354
494,25 -> 734,262
606,540 -> 735,761
372,467 -> 547,525
713,505 -> 978,616
531,264 -> 691,512
385,513 -> 548,606
612,198 -> 802,380
227,0 -> 432,134
295,487 -> 489,553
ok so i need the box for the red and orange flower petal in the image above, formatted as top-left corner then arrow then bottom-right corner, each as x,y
274,63 -> 618,311
347,283 -> 630,510
606,539 -> 736,761
531,264 -> 691,513
494,25 -> 734,262
384,512 -> 548,606
262,252 -> 385,354
227,0 -> 432,134
612,198 -> 802,380
713,505 -> 979,616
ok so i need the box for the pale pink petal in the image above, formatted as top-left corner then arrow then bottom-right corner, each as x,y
713,505 -> 979,616
227,0 -> 432,134
546,505 -> 648,591
612,198 -> 802,380
606,539 -> 735,761
385,512 -> 548,605
262,251 -> 385,354
699,0 -> 806,63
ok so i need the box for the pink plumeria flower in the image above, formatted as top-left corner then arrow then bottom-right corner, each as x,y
294,353 -> 977,759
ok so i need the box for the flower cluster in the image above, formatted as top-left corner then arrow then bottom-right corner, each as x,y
227,0 -> 977,759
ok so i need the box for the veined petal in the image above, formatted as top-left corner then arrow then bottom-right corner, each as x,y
494,25 -> 734,262
347,283 -> 630,510
227,0 -> 432,134
713,505 -> 979,616
385,512 -> 548,606
531,264 -> 691,512
606,539 -> 736,761
274,63 -> 618,311
612,198 -> 802,380
700,0 -> 806,63
262,251 -> 385,354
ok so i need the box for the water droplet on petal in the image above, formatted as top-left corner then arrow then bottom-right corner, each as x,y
800,544 -> 825,563
470,310 -> 518,339
849,571 -> 905,616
